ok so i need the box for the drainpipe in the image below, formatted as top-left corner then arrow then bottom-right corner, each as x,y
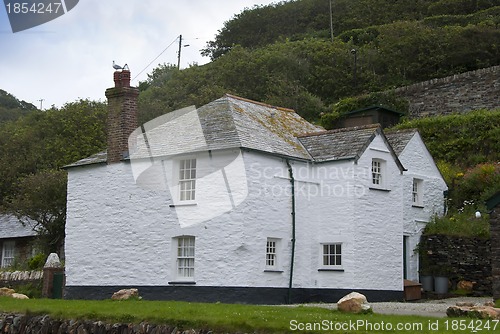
286,159 -> 296,304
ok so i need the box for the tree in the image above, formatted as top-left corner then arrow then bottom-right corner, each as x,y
6,169 -> 67,255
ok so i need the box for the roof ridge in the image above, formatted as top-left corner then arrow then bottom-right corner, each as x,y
384,128 -> 418,134
225,93 -> 295,113
297,123 -> 381,138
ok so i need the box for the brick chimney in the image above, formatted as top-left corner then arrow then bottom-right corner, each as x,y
105,70 -> 139,163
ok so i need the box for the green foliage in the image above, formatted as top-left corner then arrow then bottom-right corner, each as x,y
14,281 -> 42,299
0,99 -> 106,208
0,89 -> 37,122
452,162 -> 500,209
6,170 -> 67,254
393,109 -> 500,167
28,254 -> 46,270
424,202 -> 490,238
141,3 -> 500,127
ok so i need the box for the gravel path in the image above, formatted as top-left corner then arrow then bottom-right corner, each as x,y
303,297 -> 494,318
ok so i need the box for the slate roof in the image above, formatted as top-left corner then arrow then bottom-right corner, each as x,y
385,129 -> 418,156
297,124 -> 382,162
0,214 -> 37,239
67,94 -> 324,167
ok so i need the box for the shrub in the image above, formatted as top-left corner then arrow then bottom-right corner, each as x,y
424,201 -> 490,238
28,253 -> 46,270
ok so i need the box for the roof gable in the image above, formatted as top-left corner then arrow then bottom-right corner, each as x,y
298,124 -> 406,172
385,129 -> 418,156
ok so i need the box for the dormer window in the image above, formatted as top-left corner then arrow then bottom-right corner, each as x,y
372,159 -> 383,185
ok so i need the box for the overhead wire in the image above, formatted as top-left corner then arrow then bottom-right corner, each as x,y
132,36 -> 180,82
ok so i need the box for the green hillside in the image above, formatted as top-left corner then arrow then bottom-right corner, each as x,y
0,89 -> 37,123
138,0 -> 500,124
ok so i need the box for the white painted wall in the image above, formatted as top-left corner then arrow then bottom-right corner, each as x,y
397,132 -> 448,281
66,136 -> 435,292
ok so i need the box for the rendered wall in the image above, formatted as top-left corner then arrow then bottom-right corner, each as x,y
397,134 -> 448,281
65,143 -> 410,301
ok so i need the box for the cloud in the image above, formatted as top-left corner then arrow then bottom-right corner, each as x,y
0,0 -> 277,108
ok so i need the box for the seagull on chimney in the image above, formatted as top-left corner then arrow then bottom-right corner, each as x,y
112,60 -> 123,70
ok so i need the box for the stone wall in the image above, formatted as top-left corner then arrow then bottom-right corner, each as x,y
394,66 -> 500,117
0,314 -> 210,334
491,202 -> 500,300
0,271 -> 42,290
419,235 -> 491,296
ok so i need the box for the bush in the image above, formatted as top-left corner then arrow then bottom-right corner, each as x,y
424,201 -> 490,238
28,254 -> 46,270
15,281 -> 42,299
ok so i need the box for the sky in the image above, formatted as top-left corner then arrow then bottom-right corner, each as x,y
0,0 -> 278,109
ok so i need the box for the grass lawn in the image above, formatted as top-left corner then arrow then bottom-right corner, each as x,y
0,297 -> 498,333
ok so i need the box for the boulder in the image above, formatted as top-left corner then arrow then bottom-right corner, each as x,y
447,305 -> 500,320
0,287 -> 15,297
337,292 -> 371,313
11,293 -> 29,299
111,288 -> 140,301
457,280 -> 475,292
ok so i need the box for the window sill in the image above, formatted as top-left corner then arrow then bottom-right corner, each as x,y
169,202 -> 197,208
318,268 -> 345,272
264,269 -> 284,273
412,204 -> 424,209
168,281 -> 196,285
369,187 -> 391,192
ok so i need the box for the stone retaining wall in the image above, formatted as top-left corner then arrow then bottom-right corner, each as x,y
393,65 -> 500,117
419,235 -> 491,296
0,313 -> 210,334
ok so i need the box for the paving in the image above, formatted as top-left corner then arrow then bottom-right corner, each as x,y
303,297 -> 494,318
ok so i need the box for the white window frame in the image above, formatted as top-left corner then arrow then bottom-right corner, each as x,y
371,158 -> 389,189
174,236 -> 195,281
371,159 -> 383,185
265,238 -> 281,270
1,241 -> 15,268
412,178 -> 424,207
321,243 -> 342,269
178,158 -> 196,202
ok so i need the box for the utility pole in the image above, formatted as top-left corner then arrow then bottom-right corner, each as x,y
329,0 -> 334,42
351,49 -> 357,89
177,34 -> 182,70
37,98 -> 44,110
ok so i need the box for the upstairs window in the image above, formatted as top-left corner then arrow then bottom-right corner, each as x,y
412,178 -> 424,207
371,159 -> 383,185
179,159 -> 196,201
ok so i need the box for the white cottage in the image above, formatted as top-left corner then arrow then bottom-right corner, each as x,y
64,70 -> 447,303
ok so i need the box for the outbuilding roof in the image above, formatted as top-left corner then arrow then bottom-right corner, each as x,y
0,214 -> 37,239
